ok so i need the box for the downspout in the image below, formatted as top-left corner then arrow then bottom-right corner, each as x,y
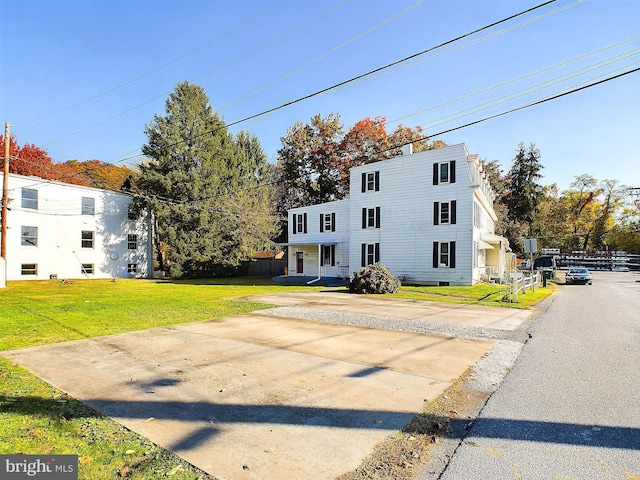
307,244 -> 322,284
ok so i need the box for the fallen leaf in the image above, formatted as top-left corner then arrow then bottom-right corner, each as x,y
125,449 -> 135,455
167,465 -> 184,476
79,456 -> 93,464
31,429 -> 42,437
144,417 -> 155,422
264,447 -> 277,453
486,448 -> 504,457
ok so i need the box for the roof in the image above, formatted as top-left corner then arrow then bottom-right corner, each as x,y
251,250 -> 285,260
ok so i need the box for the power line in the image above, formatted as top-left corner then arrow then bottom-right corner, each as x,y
394,67 -> 640,153
40,0 -> 355,149
216,0 -> 424,114
222,0 -> 558,130
386,37 -> 640,127
16,0 -> 291,127
413,57 -> 640,134
48,0 -> 558,161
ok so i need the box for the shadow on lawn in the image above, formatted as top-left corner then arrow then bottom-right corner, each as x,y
0,394 -> 101,420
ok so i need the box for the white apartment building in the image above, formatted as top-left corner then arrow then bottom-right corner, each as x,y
284,144 -> 510,286
0,173 -> 153,282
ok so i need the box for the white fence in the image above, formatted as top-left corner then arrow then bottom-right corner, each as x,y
510,271 -> 542,300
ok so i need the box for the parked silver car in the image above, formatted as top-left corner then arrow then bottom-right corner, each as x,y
565,267 -> 593,285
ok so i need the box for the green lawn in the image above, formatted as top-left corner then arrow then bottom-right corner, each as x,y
0,278 -> 314,479
0,277 -> 554,479
392,281 -> 554,309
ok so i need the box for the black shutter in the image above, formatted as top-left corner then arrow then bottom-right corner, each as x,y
375,207 -> 381,228
374,171 -> 380,191
320,246 -> 324,266
361,243 -> 366,267
374,243 -> 380,263
450,241 -> 456,268
433,242 -> 439,268
451,201 -> 457,224
292,214 -> 297,234
450,161 -> 456,183
362,208 -> 367,229
433,202 -> 439,225
361,173 -> 366,193
331,212 -> 336,232
319,214 -> 324,233
331,245 -> 335,266
433,163 -> 439,185
303,213 -> 307,233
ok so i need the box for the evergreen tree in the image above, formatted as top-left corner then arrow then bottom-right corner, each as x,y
137,81 -> 277,277
505,142 -> 544,240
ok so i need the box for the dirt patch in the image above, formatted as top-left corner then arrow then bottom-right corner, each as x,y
337,369 -> 494,480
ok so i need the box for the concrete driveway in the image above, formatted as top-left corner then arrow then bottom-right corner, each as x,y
3,291 -> 531,480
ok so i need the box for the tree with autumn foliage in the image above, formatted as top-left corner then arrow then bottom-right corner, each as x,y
276,114 -> 446,212
65,159 -> 135,191
1,135 -> 133,191
1,134 -> 89,186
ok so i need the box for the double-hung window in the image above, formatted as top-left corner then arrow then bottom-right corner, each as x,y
21,188 -> 38,210
320,245 -> 335,266
292,213 -> 307,234
82,197 -> 95,215
319,213 -> 335,232
432,241 -> 456,268
128,234 -> 138,250
432,161 -> 456,185
81,230 -> 94,248
361,207 -> 380,229
361,243 -> 380,267
361,171 -> 380,192
433,201 -> 457,225
82,264 -> 94,275
21,226 -> 37,246
21,264 -> 37,276
127,204 -> 138,220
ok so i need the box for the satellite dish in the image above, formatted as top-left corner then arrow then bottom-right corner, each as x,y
110,253 -> 118,261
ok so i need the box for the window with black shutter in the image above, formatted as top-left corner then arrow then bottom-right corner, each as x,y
433,241 -> 456,268
434,201 -> 457,225
433,161 -> 456,185
362,171 -> 380,192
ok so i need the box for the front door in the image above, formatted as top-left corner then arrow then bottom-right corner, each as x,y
296,252 -> 304,274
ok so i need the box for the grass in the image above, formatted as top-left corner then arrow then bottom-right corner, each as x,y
0,277 -> 316,479
0,277 -> 554,479
393,281 -> 555,309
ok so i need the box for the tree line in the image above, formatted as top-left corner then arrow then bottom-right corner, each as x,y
3,81 -> 638,277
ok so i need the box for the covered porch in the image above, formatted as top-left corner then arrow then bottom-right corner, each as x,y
475,232 -> 511,283
277,242 -> 350,285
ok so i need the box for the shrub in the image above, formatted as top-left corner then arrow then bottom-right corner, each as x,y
349,263 -> 401,294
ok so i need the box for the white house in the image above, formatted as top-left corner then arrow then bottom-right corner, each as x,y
0,173 -> 153,281
283,143 -> 510,286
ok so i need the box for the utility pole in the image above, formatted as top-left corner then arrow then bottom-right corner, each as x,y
1,122 -> 10,259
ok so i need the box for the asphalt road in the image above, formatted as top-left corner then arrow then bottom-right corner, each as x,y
439,271 -> 640,480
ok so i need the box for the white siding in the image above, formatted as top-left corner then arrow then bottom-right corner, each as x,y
284,143 -> 507,285
349,144 -> 475,285
1,174 -> 152,281
288,199 -> 350,277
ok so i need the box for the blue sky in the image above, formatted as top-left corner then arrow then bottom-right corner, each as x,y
1,0 -> 638,191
